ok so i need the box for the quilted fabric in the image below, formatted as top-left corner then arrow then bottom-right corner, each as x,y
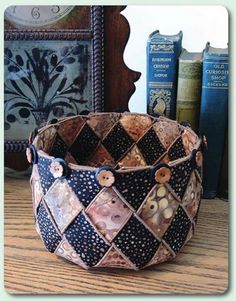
29,112 -> 203,270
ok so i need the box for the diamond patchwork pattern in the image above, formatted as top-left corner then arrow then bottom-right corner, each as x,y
168,136 -> 187,161
57,116 -> 85,147
102,122 -> 134,162
49,133 -> 68,159
146,243 -> 174,267
137,127 -> 166,165
162,206 -> 192,254
37,201 -> 62,253
32,113 -> 202,270
69,123 -> 100,164
37,155 -> 57,195
115,168 -> 154,211
45,179 -> 82,233
86,188 -> 132,242
96,246 -> 135,269
168,159 -> 193,200
65,212 -> 110,267
55,238 -> 88,269
113,215 -> 160,268
138,184 -> 179,238
67,169 -> 101,207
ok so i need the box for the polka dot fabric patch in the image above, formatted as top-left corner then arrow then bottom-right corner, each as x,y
182,172 -> 202,219
49,133 -> 68,159
67,169 -> 101,208
137,127 -> 166,165
37,155 -> 56,195
30,112 -> 202,270
146,243 -> 173,267
69,123 -> 100,164
64,212 -> 110,267
168,159 -> 193,200
102,122 -> 134,162
36,201 -> 62,252
115,168 -> 154,210
168,136 -> 187,161
113,215 -> 160,268
163,206 -> 191,254
31,165 -> 43,216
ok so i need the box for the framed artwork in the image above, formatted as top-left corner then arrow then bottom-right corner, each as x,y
4,5 -> 104,152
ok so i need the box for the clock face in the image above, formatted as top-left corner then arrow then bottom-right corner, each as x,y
5,5 -> 75,27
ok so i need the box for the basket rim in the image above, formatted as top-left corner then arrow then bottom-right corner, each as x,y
31,112 -> 202,173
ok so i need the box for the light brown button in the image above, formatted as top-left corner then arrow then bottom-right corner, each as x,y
97,170 -> 115,187
50,161 -> 64,178
155,167 -> 171,184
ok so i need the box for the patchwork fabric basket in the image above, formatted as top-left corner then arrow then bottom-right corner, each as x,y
27,112 -> 203,270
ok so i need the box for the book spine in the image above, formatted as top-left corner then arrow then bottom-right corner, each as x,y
176,61 -> 202,132
199,55 -> 228,198
147,39 -> 182,119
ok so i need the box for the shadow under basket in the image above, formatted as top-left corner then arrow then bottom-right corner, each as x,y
27,112 -> 203,270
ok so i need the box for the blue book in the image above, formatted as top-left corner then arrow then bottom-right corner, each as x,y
146,30 -> 183,119
199,42 -> 228,198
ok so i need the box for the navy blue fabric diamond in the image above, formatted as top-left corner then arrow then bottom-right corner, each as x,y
113,215 -> 160,268
169,159 -> 192,200
65,212 -> 110,267
137,127 -> 166,165
49,133 -> 68,159
37,201 -> 61,252
115,168 -> 154,210
102,122 -> 134,162
163,206 -> 191,254
37,155 -> 56,195
67,169 -> 101,207
69,123 -> 100,165
168,136 -> 187,161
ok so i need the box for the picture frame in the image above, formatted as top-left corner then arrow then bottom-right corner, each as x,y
4,6 -> 104,153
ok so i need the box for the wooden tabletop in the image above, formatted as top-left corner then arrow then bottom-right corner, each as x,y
4,176 -> 228,294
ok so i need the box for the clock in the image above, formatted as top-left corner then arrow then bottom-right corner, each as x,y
5,6 -> 74,27
4,5 -> 104,156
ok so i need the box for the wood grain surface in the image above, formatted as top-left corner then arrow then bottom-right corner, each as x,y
4,176 -> 228,294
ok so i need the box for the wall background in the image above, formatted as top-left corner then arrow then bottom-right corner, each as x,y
122,5 -> 228,113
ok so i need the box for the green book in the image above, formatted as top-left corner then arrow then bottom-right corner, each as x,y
176,50 -> 203,132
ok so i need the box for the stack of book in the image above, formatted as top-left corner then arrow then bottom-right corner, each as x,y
147,31 -> 228,199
